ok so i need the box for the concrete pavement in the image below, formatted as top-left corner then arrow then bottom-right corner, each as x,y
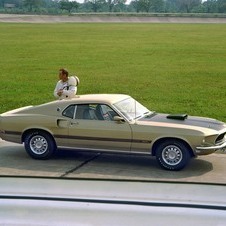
0,139 -> 226,184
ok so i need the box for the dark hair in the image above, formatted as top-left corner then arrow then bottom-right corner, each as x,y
59,68 -> 69,77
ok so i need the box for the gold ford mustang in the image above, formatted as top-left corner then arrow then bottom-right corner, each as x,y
0,94 -> 226,171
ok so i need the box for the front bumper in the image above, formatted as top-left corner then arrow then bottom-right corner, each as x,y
196,141 -> 226,155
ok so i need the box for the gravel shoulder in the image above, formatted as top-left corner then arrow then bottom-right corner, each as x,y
1,13 -> 226,23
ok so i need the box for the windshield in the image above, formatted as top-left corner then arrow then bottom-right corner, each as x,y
113,97 -> 152,121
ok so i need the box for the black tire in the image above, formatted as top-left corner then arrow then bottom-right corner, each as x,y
155,139 -> 191,171
24,131 -> 56,160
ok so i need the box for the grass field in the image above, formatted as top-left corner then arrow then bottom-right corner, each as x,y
0,23 -> 226,121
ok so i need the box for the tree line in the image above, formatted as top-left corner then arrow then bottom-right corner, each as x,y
1,0 -> 226,14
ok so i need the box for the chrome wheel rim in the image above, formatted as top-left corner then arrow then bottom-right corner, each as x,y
162,145 -> 182,166
30,135 -> 48,155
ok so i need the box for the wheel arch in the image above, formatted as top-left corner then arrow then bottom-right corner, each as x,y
22,128 -> 56,147
151,137 -> 195,157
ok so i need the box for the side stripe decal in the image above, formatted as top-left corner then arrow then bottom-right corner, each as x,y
4,131 -> 152,144
55,135 -> 152,144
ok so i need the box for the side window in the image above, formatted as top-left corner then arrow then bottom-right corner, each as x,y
96,104 -> 119,121
62,105 -> 76,119
73,104 -> 119,121
75,104 -> 92,120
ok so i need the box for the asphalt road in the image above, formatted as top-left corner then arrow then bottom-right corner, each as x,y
0,138 -> 226,183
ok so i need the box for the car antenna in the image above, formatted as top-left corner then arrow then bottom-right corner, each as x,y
134,99 -> 137,124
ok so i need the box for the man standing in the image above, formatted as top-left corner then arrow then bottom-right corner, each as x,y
54,68 -> 79,99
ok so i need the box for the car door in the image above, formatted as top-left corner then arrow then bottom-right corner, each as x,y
67,104 -> 132,152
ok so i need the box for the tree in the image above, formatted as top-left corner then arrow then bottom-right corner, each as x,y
106,0 -> 126,12
150,0 -> 164,12
0,0 -> 5,7
217,0 -> 226,12
86,0 -> 105,12
165,0 -> 180,12
177,0 -> 201,13
202,0 -> 218,13
131,0 -> 149,12
131,0 -> 164,12
59,0 -> 79,13
23,0 -> 44,11
138,0 -> 152,12
130,0 -> 141,12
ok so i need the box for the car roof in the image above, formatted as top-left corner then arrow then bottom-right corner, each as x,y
1,94 -> 131,116
60,94 -> 131,105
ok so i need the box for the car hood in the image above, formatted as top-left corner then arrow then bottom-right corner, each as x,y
139,113 -> 226,131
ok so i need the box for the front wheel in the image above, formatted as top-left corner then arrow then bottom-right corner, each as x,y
155,139 -> 191,171
24,131 -> 56,160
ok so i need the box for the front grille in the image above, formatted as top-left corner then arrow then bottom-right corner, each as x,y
216,133 -> 226,144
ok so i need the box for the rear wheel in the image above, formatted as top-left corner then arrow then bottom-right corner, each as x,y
24,131 -> 56,160
155,139 -> 191,171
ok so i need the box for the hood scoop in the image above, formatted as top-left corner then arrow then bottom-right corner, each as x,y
167,114 -> 188,120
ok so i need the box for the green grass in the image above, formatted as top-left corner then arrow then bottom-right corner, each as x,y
0,23 -> 226,121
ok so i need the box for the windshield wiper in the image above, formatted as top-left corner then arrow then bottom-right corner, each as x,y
143,111 -> 156,118
134,111 -> 152,120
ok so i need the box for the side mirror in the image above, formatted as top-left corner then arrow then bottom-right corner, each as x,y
113,116 -> 125,123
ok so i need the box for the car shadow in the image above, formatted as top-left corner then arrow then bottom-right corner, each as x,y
56,148 -> 215,182
0,145 -> 215,182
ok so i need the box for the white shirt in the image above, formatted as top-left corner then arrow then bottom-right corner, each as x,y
53,76 -> 77,100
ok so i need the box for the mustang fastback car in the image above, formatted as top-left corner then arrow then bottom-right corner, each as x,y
0,94 -> 226,171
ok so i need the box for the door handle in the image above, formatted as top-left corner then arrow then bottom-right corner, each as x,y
70,122 -> 79,126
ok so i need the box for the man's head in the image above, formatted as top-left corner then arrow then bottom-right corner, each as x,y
59,68 -> 69,82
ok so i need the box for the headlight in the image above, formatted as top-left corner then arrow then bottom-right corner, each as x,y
216,132 -> 226,144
